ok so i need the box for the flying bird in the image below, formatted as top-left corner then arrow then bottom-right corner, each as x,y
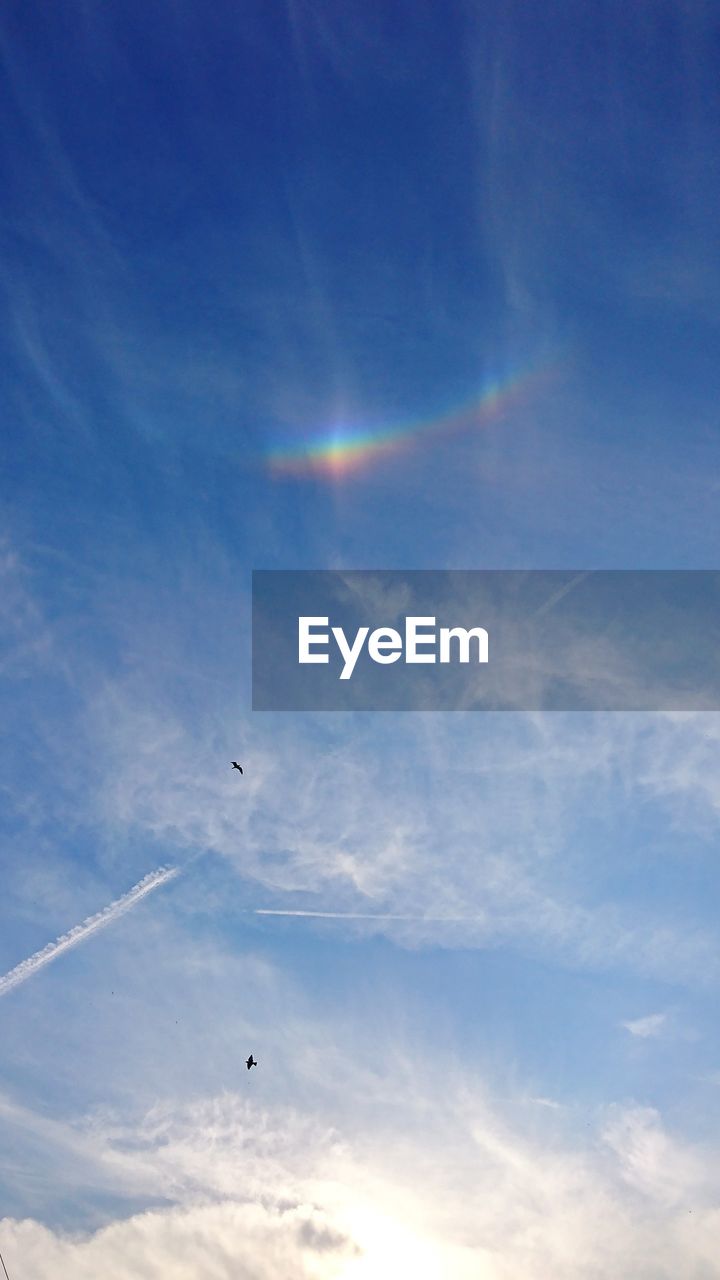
246,1054 -> 257,1070
231,762 -> 243,774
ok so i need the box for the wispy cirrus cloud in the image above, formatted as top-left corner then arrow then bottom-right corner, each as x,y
80,677 -> 720,987
2,1064 -> 720,1279
622,1013 -> 667,1039
0,540 -> 54,679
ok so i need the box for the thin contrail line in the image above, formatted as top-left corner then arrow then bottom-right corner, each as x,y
254,909 -> 481,921
0,867 -> 179,999
532,571 -> 590,619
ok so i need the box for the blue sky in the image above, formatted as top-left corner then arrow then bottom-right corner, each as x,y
3,1 -> 720,1275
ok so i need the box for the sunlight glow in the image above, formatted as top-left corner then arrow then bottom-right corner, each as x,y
335,1205 -> 487,1280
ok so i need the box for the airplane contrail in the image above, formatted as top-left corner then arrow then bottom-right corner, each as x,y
532,571 -> 590,619
254,909 -> 482,922
0,866 -> 179,999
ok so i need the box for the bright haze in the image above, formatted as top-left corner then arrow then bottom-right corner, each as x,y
2,2 -> 720,1277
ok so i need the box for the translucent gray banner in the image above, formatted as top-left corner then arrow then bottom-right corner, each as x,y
252,570 -> 720,711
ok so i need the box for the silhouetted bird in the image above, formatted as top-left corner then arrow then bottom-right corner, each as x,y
231,762 -> 243,774
246,1055 -> 257,1070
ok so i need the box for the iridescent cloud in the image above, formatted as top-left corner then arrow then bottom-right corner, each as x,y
266,361 -> 559,478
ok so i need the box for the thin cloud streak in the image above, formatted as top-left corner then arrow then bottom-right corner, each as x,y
622,1013 -> 667,1039
0,867 -> 179,999
254,909 -> 483,921
531,571 -> 591,619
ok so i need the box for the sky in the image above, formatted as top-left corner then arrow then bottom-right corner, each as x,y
2,1 -> 720,1276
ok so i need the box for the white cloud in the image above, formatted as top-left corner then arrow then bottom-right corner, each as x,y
2,1075 -> 720,1279
622,1013 -> 667,1039
601,1106 -> 711,1210
0,539 -> 53,678
0,1200 -> 357,1280
80,684 -> 720,986
6,560 -> 720,990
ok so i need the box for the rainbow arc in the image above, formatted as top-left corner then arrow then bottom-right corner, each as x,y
266,362 -> 557,478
